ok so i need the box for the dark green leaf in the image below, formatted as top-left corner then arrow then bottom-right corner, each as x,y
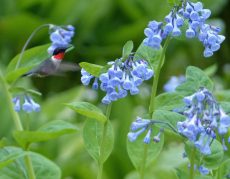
0,147 -> 61,179
13,120 -> 78,148
127,129 -> 164,170
65,102 -> 107,122
155,92 -> 184,111
79,62 -> 103,77
134,42 -> 162,71
6,44 -> 50,83
122,40 -> 133,60
176,66 -> 214,95
83,119 -> 114,163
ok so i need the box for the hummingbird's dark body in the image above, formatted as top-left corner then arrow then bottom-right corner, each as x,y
22,47 -> 78,77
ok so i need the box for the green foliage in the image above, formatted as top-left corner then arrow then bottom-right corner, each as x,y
79,62 -> 104,77
83,119 -> 114,163
13,120 -> 78,148
122,40 -> 134,60
127,130 -> 164,171
65,102 -> 107,122
6,44 -> 50,83
9,87 -> 42,96
219,159 -> 230,179
176,66 -> 214,95
0,147 -> 61,179
134,42 -> 162,70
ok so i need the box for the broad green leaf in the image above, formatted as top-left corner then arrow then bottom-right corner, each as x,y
122,40 -> 133,60
127,129 -> 164,170
6,44 -> 50,83
134,42 -> 162,71
185,140 -> 224,169
219,159 -> 230,179
153,110 -> 185,131
215,90 -> 230,101
155,92 -> 184,111
13,120 -> 78,148
79,62 -> 103,77
83,119 -> 114,163
0,147 -> 61,179
65,102 -> 107,122
9,87 -> 42,96
176,66 -> 214,95
220,102 -> 230,114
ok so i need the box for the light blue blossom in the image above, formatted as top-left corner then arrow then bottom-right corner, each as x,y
177,87 -> 230,154
163,75 -> 185,92
48,25 -> 75,54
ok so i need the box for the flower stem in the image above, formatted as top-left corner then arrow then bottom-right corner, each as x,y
140,38 -> 171,179
189,147 -> 196,179
15,24 -> 50,70
0,72 -> 36,179
97,103 -> 112,179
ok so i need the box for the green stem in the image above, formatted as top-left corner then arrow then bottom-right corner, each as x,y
149,37 -> 171,118
97,103 -> 112,179
15,24 -> 50,70
0,72 -> 36,179
189,147 -> 196,179
139,38 -> 171,179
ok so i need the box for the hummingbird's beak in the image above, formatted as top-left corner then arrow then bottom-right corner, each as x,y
66,45 -> 74,53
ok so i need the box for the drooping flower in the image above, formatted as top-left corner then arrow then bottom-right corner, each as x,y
163,75 -> 185,92
12,95 -> 40,113
144,0 -> 225,57
80,56 -> 154,104
127,117 -> 163,144
48,25 -> 75,54
177,87 -> 230,155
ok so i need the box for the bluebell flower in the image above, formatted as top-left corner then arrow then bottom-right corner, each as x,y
177,87 -> 230,155
144,0 -> 225,57
81,56 -> 154,104
198,165 -> 210,175
48,25 -> 75,54
12,95 -> 40,113
163,75 -> 185,92
128,117 -> 163,144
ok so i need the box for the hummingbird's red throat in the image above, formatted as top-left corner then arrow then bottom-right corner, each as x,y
54,52 -> 65,60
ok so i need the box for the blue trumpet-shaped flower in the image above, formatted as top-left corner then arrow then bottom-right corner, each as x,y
48,25 -> 75,54
127,117 -> 163,144
177,87 -> 230,155
12,95 -> 40,113
81,56 -> 154,104
144,0 -> 225,57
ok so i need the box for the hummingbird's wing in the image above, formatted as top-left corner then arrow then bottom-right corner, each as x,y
57,62 -> 80,72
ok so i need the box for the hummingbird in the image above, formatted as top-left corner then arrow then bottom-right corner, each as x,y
22,47 -> 78,77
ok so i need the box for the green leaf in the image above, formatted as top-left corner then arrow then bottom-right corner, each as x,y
204,64 -> 217,77
220,102 -> 230,114
79,62 -> 103,77
219,159 -> 230,179
65,102 -> 107,122
9,87 -> 42,96
176,66 -> 214,95
155,92 -> 184,111
6,44 -> 50,83
134,42 -> 162,71
167,0 -> 181,6
122,40 -> 133,60
127,129 -> 164,170
0,147 -> 61,179
185,140 -> 224,169
153,110 -> 185,131
215,90 -> 230,101
13,120 -> 78,148
83,119 -> 114,163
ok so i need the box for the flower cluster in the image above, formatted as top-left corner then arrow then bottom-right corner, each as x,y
127,117 -> 163,144
81,57 -> 154,104
48,25 -> 75,54
12,95 -> 40,113
163,75 -> 185,92
144,0 -> 225,57
177,87 -> 230,155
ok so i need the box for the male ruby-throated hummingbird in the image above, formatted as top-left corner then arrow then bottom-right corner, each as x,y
22,47 -> 78,77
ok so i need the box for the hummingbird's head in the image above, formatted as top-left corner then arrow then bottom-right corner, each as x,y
52,47 -> 68,60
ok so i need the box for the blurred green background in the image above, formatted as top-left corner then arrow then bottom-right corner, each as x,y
0,0 -> 229,179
